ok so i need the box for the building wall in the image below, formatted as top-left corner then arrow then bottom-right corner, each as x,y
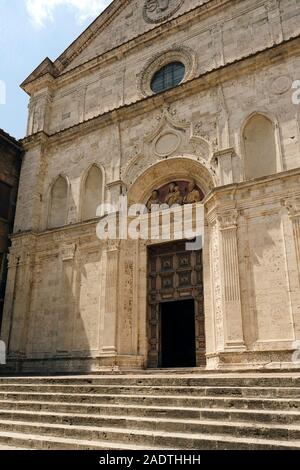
0,133 -> 22,331
27,0 -> 300,136
2,0 -> 300,372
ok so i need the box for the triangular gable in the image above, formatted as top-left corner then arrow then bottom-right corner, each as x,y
54,0 -> 130,72
21,0 -> 206,91
61,0 -> 203,73
21,0 -> 126,91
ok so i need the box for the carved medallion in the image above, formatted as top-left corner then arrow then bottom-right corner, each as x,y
155,132 -> 181,157
270,75 -> 292,95
143,0 -> 184,24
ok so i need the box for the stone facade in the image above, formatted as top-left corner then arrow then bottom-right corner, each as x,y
2,0 -> 300,373
0,130 -> 22,331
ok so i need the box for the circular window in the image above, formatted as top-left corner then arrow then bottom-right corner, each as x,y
151,62 -> 186,94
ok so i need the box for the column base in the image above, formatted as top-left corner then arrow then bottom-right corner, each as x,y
0,354 -> 146,375
206,349 -> 300,370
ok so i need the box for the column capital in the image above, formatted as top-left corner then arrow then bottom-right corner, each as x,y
60,243 -> 77,262
284,197 -> 300,218
217,210 -> 239,230
106,240 -> 121,253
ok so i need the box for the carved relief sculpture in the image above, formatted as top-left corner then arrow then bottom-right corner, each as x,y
143,0 -> 184,24
183,180 -> 202,205
164,182 -> 184,207
146,181 -> 204,211
147,190 -> 160,212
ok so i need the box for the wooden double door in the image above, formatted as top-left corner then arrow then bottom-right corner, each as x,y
147,241 -> 206,368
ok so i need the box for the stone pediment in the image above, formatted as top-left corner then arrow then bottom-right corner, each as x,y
21,0 -> 205,92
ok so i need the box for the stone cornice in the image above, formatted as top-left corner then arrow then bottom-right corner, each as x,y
21,131 -> 50,150
22,34 -> 300,149
205,168 -> 300,217
10,218 -> 101,241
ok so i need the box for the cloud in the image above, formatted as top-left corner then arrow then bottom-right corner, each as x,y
25,0 -> 112,28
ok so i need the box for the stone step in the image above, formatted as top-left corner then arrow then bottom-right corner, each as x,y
0,419 -> 299,450
1,375 -> 300,387
1,399 -> 300,424
0,399 -> 201,419
0,391 -> 299,410
0,444 -> 27,450
0,431 -> 168,450
0,384 -> 299,398
1,409 -> 300,441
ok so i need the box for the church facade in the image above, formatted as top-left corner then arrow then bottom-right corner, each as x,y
2,0 -> 300,373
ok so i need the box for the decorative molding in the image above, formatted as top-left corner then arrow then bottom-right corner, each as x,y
144,107 -> 189,144
210,222 -> 224,350
122,109 -> 216,191
270,75 -> 292,96
137,46 -> 197,98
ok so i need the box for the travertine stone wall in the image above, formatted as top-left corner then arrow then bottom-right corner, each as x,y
2,0 -> 300,372
27,0 -> 300,136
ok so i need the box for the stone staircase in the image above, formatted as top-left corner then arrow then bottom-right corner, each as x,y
0,372 -> 300,450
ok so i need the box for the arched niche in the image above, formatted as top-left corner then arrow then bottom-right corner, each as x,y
127,157 -> 215,206
242,114 -> 278,180
81,165 -> 104,221
48,176 -> 68,229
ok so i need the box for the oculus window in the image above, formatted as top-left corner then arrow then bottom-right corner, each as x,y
151,62 -> 185,93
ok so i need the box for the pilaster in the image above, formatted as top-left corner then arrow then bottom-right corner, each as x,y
101,240 -> 121,356
214,148 -> 235,186
1,234 -> 37,357
218,210 -> 246,352
285,197 -> 300,284
266,0 -> 283,45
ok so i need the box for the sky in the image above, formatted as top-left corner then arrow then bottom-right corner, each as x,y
0,0 -> 112,139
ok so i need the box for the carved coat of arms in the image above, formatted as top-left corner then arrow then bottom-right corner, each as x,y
143,0 -> 184,24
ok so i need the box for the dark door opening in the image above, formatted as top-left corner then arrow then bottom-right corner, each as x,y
161,299 -> 196,368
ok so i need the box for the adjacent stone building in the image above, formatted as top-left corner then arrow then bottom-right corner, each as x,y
2,0 -> 300,373
0,130 -> 22,332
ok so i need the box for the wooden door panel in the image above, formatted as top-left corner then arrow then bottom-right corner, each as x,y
147,241 -> 206,368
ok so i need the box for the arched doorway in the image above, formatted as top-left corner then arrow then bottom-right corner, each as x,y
125,157 -> 216,369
